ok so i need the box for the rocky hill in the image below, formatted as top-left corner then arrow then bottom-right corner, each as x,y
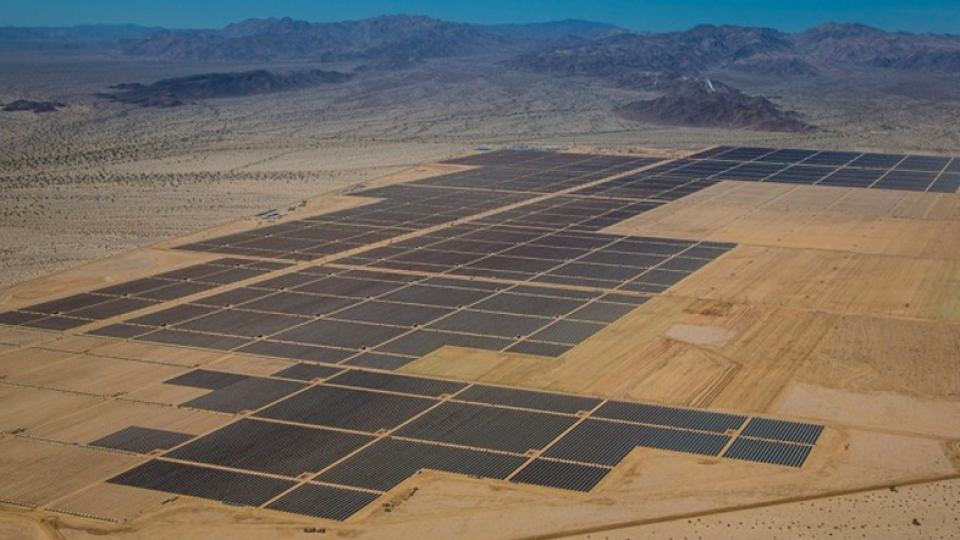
616,78 -> 813,132
96,69 -> 353,107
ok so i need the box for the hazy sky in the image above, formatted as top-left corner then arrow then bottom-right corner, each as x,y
2,0 -> 958,33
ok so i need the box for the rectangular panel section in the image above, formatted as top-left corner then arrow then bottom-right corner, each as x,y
593,401 -> 746,433
317,438 -> 527,491
166,418 -> 373,476
394,402 -> 577,453
544,420 -> 730,465
266,483 -> 381,521
740,418 -> 824,445
89,426 -> 194,454
510,459 -> 610,492
326,370 -> 467,397
255,385 -> 436,432
107,460 -> 295,506
455,385 -> 600,414
723,437 -> 813,467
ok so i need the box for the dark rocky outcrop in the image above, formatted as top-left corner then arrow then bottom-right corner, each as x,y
616,79 -> 814,132
96,69 -> 353,107
2,99 -> 66,113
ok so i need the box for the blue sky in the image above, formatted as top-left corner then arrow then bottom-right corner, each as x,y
1,0 -> 958,33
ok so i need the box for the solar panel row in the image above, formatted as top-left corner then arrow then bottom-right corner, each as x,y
0,258 -> 289,332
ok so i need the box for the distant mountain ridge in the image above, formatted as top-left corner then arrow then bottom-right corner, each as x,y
511,22 -> 960,83
0,24 -> 163,47
121,16 -> 502,62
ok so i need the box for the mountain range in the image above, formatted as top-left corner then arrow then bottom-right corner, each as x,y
3,17 -> 958,76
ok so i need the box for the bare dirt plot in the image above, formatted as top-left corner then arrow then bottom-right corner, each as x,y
0,437 -> 143,507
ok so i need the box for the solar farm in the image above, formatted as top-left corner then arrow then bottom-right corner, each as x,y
1,146 -> 959,538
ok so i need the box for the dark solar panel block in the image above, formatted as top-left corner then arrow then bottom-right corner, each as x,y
529,320 -> 605,345
579,251 -> 665,268
724,437 -> 812,467
547,262 -> 642,282
177,310 -> 305,338
241,292 -> 360,316
801,151 -> 861,166
273,319 -> 408,350
272,363 -> 342,381
464,256 -> 561,274
593,401 -> 746,433
256,385 -> 435,431
87,323 -> 152,339
339,269 -> 424,283
266,483 -> 380,521
506,285 -> 601,300
318,437 -> 527,491
419,277 -> 505,291
21,293 -> 110,315
755,149 -> 818,163
0,311 -> 47,325
544,420 -> 730,465
455,385 -> 600,414
567,302 -> 636,323
293,277 -> 405,298
532,274 -> 622,290
138,281 -> 214,301
428,311 -> 552,339
848,153 -> 904,169
95,277 -> 194,298
343,352 -> 417,370
107,459 -> 294,506
331,301 -> 453,328
897,155 -> 951,172
167,419 -> 374,476
380,285 -> 492,308
197,267 -> 268,285
251,272 -> 325,291
505,341 -> 574,357
165,369 -> 248,390
395,401 -> 577,453
155,264 -> 231,281
128,304 -> 218,327
193,287 -> 274,308
183,377 -> 306,414
90,426 -> 194,454
376,330 -> 512,357
24,316 -> 91,331
237,340 -> 355,363
472,293 -> 585,318
327,370 -> 466,397
70,298 -> 158,320
740,418 -> 824,445
511,459 -> 610,492
138,329 -> 251,350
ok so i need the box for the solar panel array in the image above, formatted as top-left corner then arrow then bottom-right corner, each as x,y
0,258 -> 288,332
4,146 -> 896,522
582,146 -> 960,199
102,365 -> 822,520
176,151 -> 662,262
